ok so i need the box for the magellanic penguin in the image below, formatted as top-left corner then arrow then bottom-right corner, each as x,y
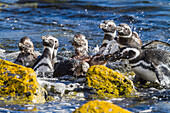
32,35 -> 58,77
71,34 -> 90,78
97,20 -> 119,55
89,20 -> 119,66
116,23 -> 142,48
53,34 -> 89,78
72,34 -> 90,61
110,46 -> 170,86
14,36 -> 37,67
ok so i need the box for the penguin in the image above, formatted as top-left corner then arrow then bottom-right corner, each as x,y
14,36 -> 37,67
53,34 -> 90,79
72,34 -> 90,60
89,20 -> 119,66
116,23 -> 142,48
73,61 -> 90,77
110,46 -> 170,86
32,35 -> 58,77
97,20 -> 119,55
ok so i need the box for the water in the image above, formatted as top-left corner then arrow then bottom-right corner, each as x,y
0,0 -> 169,112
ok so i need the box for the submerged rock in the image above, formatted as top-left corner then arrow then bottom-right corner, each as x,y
38,79 -> 79,96
86,65 -> 136,98
0,58 -> 47,104
73,100 -> 131,113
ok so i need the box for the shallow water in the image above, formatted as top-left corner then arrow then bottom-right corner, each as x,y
0,0 -> 169,112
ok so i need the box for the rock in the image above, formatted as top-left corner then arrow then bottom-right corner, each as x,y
38,79 -> 79,96
86,65 -> 136,98
0,58 -> 47,104
73,100 -> 131,113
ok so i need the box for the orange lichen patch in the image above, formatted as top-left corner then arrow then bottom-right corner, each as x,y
87,65 -> 136,98
0,58 -> 46,104
73,100 -> 131,113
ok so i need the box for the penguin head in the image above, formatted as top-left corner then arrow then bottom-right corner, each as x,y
99,20 -> 116,33
72,34 -> 87,48
116,23 -> 132,38
19,36 -> 34,53
111,47 -> 141,61
41,35 -> 57,48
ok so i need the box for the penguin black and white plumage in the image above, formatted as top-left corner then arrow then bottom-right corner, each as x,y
32,35 -> 58,77
14,36 -> 37,67
116,23 -> 142,48
111,46 -> 170,86
89,20 -> 119,66
72,34 -> 90,60
52,36 -> 59,64
97,20 -> 119,55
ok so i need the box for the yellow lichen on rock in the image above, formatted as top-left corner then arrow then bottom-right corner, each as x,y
0,58 -> 47,104
74,100 -> 131,113
87,65 -> 136,98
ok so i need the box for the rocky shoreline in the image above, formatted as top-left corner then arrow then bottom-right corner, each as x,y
0,57 -> 137,112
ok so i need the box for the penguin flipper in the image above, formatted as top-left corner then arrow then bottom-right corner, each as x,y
132,31 -> 142,46
152,63 -> 165,84
155,68 -> 162,84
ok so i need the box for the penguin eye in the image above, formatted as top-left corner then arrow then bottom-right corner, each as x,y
125,28 -> 128,31
124,51 -> 128,54
109,24 -> 113,27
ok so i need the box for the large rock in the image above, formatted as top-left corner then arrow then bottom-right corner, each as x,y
86,65 -> 136,98
0,58 -> 47,104
74,100 -> 131,113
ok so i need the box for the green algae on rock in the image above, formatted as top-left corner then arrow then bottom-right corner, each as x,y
0,58 -> 47,104
86,65 -> 136,98
73,100 -> 131,113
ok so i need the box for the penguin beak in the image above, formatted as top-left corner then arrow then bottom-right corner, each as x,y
99,23 -> 105,29
41,36 -> 46,40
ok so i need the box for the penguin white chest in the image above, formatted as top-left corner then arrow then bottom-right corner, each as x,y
133,66 -> 158,83
34,57 -> 53,72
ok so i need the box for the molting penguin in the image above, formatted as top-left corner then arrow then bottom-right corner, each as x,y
72,34 -> 89,60
53,34 -> 90,79
14,36 -> 37,67
73,61 -> 90,83
116,23 -> 142,48
111,46 -> 170,86
32,35 -> 57,77
89,20 -> 119,66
